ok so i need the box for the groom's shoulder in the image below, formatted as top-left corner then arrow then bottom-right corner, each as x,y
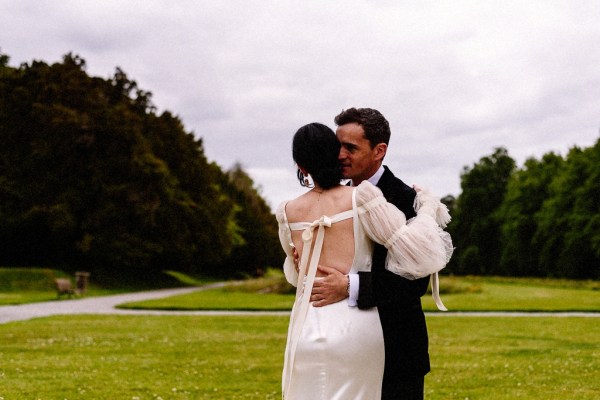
379,166 -> 417,215
380,166 -> 415,196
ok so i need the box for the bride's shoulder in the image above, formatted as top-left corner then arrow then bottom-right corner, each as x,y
276,195 -> 309,222
275,200 -> 289,223
282,193 -> 314,220
355,180 -> 384,197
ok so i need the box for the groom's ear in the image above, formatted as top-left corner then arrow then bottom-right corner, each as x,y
374,143 -> 387,161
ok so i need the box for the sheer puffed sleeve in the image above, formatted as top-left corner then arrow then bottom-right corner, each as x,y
275,201 -> 299,286
356,181 -> 453,280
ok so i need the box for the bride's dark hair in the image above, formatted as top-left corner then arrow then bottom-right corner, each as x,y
292,123 -> 343,189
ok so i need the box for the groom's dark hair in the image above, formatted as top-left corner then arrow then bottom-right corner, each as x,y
334,108 -> 391,148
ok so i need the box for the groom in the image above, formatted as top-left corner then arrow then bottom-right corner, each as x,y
310,107 -> 431,400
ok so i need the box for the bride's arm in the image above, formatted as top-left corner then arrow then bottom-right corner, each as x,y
275,202 -> 299,286
356,181 -> 453,280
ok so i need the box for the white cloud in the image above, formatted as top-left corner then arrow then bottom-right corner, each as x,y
1,0 -> 598,208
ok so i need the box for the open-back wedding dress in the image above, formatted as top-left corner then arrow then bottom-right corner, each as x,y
276,181 -> 452,400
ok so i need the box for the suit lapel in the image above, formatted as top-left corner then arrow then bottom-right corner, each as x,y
376,166 -> 394,202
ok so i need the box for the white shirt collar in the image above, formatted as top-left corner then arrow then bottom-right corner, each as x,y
367,165 -> 385,186
347,165 -> 385,187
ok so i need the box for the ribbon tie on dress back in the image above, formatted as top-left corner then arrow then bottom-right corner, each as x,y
302,215 -> 332,242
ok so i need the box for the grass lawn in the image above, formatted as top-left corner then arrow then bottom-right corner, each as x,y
0,267 -> 134,305
421,275 -> 600,311
119,275 -> 600,312
0,315 -> 598,399
0,288 -> 129,306
118,287 -> 296,311
0,268 -> 214,306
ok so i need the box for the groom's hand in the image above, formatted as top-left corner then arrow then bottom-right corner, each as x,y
310,265 -> 348,307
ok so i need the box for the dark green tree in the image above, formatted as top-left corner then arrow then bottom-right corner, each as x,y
0,53 -> 279,283
533,140 -> 600,279
447,147 -> 516,275
497,152 -> 564,276
208,163 -> 283,278
0,50 -> 9,68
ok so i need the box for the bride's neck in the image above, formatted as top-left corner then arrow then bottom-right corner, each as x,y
312,185 -> 325,193
312,184 -> 342,193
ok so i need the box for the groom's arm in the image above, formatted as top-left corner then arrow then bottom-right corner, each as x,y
310,265 -> 429,308
357,269 -> 429,309
356,175 -> 430,307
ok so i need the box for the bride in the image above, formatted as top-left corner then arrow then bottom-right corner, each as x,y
276,122 -> 452,399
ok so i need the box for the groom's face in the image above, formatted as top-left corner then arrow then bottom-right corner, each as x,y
336,123 -> 384,185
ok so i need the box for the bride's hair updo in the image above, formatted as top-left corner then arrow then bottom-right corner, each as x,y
292,123 -> 343,189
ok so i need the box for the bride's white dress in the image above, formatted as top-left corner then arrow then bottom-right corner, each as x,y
276,182 -> 452,400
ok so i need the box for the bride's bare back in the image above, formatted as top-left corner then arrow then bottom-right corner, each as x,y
284,185 -> 355,276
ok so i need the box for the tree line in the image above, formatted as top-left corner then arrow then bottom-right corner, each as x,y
445,143 -> 599,280
1,52 -> 597,283
0,53 -> 281,284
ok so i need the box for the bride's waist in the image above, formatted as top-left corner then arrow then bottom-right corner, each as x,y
301,276 -> 325,285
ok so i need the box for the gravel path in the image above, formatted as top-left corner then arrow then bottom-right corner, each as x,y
0,284 -> 289,324
1,286 -> 597,325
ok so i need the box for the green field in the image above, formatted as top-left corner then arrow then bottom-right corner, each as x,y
0,268 -> 123,305
0,315 -> 598,399
422,275 -> 600,311
0,268 -> 208,306
119,275 -> 600,312
1,269 -> 599,398
3,267 -> 598,312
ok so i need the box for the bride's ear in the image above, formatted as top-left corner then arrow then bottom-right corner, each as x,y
298,166 -> 309,177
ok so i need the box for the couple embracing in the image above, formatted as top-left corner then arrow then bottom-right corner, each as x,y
276,108 -> 453,399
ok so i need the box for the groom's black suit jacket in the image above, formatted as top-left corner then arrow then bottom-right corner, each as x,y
357,166 -> 431,386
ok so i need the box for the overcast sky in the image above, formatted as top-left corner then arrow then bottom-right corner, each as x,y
2,0 -> 599,209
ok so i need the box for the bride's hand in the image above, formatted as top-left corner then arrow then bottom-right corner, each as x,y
292,247 -> 300,272
310,265 -> 348,307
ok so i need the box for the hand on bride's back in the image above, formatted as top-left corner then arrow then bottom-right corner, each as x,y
310,265 -> 349,307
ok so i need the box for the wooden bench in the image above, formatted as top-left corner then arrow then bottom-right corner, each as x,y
54,278 -> 76,298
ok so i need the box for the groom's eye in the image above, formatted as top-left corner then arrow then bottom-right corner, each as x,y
345,144 -> 357,153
